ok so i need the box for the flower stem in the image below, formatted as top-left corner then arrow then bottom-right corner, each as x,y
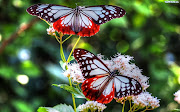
69,77 -> 77,112
66,36 -> 81,63
58,33 -> 78,112
41,18 -> 52,26
62,35 -> 72,44
122,100 -> 126,112
129,99 -> 131,109
58,34 -> 66,62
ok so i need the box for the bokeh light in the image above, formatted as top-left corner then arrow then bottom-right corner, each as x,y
16,75 -> 29,85
17,49 -> 31,61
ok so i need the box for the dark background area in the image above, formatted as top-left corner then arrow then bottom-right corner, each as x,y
0,0 -> 180,112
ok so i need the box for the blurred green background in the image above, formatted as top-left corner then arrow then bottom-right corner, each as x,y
0,0 -> 180,112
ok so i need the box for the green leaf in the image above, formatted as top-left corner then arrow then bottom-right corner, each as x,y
172,109 -> 180,112
53,104 -> 74,112
37,107 -> 48,112
69,56 -> 75,62
21,60 -> 41,77
52,84 -> 85,99
0,66 -> 16,79
37,104 -> 74,112
59,60 -> 66,70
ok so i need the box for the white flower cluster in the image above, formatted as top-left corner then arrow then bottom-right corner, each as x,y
97,53 -> 149,90
78,101 -> 107,112
132,92 -> 160,109
47,26 -> 56,36
174,90 -> 180,104
63,63 -> 85,83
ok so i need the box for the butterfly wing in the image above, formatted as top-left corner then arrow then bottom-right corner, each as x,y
73,48 -> 110,78
76,13 -> 100,37
74,48 -> 115,103
53,12 -> 100,37
81,5 -> 126,25
82,75 -> 114,104
26,4 -> 73,23
114,75 -> 142,98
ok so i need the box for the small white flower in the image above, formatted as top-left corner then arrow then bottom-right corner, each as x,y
47,26 -> 56,36
132,92 -> 160,109
97,53 -> 149,90
174,90 -> 180,104
78,101 -> 106,112
63,63 -> 85,83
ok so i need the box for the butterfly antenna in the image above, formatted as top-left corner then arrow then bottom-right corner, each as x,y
75,3 -> 78,7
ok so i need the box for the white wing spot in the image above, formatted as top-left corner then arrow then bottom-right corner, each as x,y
82,57 -> 86,60
89,60 -> 93,63
44,10 -> 47,13
100,14 -> 105,18
48,12 -> 53,16
86,60 -> 88,64
85,72 -> 88,76
110,11 -> 114,14
102,10 -> 106,13
87,65 -> 91,70
105,12 -> 109,15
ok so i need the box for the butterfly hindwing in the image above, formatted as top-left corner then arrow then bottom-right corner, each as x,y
53,12 -> 100,37
81,5 -> 126,25
73,48 -> 110,78
114,75 -> 142,98
26,4 -> 73,23
81,75 -> 114,104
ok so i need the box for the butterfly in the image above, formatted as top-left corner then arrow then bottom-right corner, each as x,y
26,4 -> 126,37
73,48 -> 142,104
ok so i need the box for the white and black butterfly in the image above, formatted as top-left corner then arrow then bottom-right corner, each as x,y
27,4 -> 126,37
73,48 -> 142,104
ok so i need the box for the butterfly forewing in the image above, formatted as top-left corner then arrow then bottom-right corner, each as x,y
26,4 -> 73,23
114,76 -> 142,98
73,49 -> 110,78
81,5 -> 126,25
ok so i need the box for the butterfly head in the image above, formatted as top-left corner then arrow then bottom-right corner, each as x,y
111,70 -> 119,77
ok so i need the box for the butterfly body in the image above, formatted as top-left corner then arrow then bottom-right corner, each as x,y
27,4 -> 126,37
74,49 -> 142,104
